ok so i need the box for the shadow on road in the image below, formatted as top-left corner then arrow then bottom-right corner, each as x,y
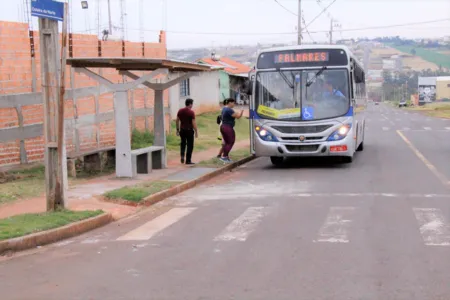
268,156 -> 354,169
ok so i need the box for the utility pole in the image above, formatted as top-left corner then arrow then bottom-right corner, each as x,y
107,0 -> 113,35
38,5 -> 68,211
297,0 -> 301,45
329,19 -> 333,44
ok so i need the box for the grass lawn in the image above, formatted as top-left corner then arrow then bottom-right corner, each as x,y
104,180 -> 180,203
0,210 -> 103,241
1,111 -> 249,205
406,102 -> 450,118
132,111 -> 250,152
198,148 -> 251,168
0,164 -> 115,205
0,166 -> 46,205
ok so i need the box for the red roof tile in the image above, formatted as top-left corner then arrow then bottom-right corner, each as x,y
197,57 -> 251,75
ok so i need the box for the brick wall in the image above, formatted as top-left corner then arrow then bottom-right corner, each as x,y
0,21 -> 168,166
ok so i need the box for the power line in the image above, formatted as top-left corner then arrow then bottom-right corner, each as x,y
309,18 -> 450,33
273,0 -> 297,16
122,18 -> 450,36
305,0 -> 338,29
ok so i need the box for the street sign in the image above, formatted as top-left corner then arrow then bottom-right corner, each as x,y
31,0 -> 64,22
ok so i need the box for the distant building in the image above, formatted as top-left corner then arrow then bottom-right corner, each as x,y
418,77 -> 437,104
168,67 -> 225,120
436,76 -> 450,101
196,52 -> 252,103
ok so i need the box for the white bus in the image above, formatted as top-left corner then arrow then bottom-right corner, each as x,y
246,45 -> 366,165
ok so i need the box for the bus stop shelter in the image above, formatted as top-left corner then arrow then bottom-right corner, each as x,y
66,58 -> 211,178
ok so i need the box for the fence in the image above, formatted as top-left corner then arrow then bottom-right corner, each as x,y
0,21 -> 169,167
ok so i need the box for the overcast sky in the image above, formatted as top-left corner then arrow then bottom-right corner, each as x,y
2,0 -> 450,49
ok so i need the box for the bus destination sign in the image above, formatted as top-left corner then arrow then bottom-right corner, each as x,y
257,48 -> 348,69
275,52 -> 329,64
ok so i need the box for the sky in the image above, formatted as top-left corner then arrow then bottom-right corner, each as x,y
2,0 -> 450,49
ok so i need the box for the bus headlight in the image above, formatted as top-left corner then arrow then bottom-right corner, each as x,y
255,126 -> 278,142
327,124 -> 352,141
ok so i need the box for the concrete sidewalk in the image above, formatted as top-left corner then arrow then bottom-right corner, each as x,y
0,140 -> 249,220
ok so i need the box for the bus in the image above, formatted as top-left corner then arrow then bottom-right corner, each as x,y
246,45 -> 366,165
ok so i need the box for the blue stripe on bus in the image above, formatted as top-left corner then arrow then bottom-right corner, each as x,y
249,109 -> 260,119
344,106 -> 354,116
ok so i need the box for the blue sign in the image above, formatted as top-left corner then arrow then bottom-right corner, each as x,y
302,106 -> 314,120
31,0 -> 64,22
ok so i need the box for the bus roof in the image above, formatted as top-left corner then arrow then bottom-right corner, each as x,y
258,44 -> 364,70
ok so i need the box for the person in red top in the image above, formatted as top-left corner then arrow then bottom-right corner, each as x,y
176,98 -> 198,164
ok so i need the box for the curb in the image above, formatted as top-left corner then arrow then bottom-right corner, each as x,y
139,155 -> 255,207
0,212 -> 113,256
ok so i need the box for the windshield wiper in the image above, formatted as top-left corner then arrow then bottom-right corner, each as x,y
306,66 -> 327,87
277,69 -> 294,89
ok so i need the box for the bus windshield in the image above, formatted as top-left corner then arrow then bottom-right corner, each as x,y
255,69 -> 350,121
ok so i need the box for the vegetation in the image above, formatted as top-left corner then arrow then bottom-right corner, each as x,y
406,102 -> 450,118
198,148 -> 251,168
132,111 -> 250,152
104,181 -> 180,203
388,44 -> 450,70
0,164 -> 115,205
0,210 -> 103,241
0,166 -> 46,204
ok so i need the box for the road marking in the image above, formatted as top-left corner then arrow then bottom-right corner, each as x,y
413,208 -> 450,246
382,127 -> 389,131
315,206 -> 356,243
116,208 -> 197,241
397,130 -> 450,188
423,127 -> 432,130
445,127 -> 450,131
296,193 -> 450,198
214,207 -> 268,242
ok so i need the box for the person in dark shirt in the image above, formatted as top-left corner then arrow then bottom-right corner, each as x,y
220,98 -> 244,163
176,98 -> 198,164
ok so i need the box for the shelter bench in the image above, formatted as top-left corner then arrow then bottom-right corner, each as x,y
67,147 -> 115,178
131,146 -> 165,177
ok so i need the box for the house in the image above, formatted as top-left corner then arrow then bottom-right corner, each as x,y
436,76 -> 450,101
196,52 -> 252,103
168,66 -> 225,120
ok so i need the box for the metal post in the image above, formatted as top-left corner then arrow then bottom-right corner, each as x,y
107,0 -> 113,35
297,0 -> 302,45
39,17 -> 66,210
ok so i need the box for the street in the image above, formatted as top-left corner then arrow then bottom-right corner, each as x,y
1,103 -> 450,300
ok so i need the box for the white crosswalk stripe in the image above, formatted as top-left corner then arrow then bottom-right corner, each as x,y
423,127 -> 432,130
116,207 -> 197,241
315,207 -> 356,243
213,207 -> 269,242
413,208 -> 450,246
105,203 -> 450,248
382,127 -> 389,131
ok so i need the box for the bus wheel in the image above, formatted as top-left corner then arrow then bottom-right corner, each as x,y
270,156 -> 284,166
342,156 -> 353,163
356,141 -> 364,151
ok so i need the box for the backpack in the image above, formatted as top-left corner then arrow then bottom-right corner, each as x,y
216,115 -> 222,125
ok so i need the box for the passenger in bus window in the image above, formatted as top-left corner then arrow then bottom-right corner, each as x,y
323,78 -> 345,98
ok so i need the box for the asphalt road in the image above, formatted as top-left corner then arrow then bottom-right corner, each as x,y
1,102 -> 450,300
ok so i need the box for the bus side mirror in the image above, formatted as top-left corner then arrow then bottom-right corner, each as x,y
242,79 -> 253,96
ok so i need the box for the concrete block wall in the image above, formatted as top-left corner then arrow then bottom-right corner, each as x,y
0,21 -> 169,166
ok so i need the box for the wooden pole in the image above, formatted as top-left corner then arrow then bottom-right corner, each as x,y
39,9 -> 68,211
55,3 -> 69,207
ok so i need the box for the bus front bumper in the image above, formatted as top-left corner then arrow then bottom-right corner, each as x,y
254,135 -> 355,157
